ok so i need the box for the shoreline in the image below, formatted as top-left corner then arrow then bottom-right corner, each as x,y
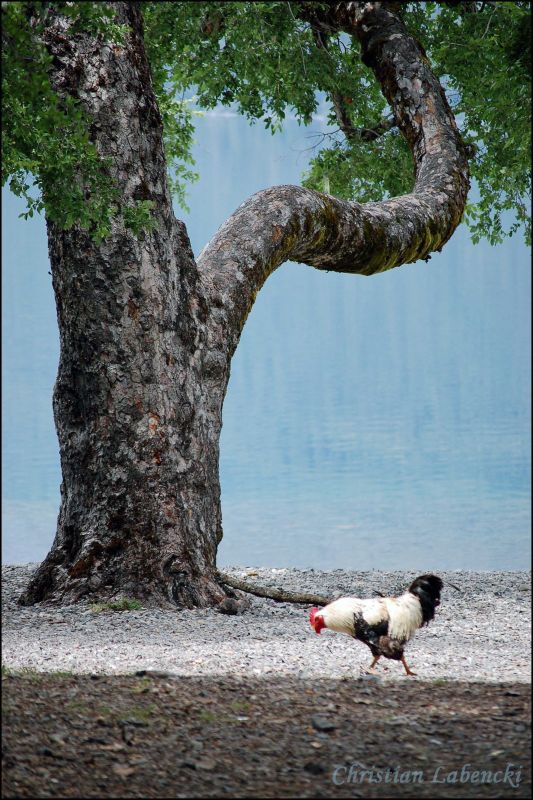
2,565 -> 531,683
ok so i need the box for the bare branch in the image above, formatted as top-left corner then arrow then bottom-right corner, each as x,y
331,90 -> 397,142
217,572 -> 331,606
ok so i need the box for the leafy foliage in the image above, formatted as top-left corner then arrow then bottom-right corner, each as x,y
1,2 -> 195,238
2,1 -> 530,245
404,1 -> 531,245
302,129 -> 414,203
143,0 -> 530,245
2,3 -> 119,240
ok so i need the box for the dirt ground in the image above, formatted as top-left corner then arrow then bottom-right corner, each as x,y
2,671 -> 530,798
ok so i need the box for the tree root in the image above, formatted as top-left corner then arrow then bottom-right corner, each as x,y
216,571 -> 331,606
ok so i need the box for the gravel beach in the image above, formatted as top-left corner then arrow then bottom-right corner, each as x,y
2,565 -> 531,681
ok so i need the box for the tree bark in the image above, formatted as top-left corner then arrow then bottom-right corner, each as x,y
21,2 -> 469,609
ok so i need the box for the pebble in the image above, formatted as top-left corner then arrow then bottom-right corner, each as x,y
2,564 -> 531,683
311,715 -> 337,732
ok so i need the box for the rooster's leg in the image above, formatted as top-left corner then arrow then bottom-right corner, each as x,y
401,655 -> 417,676
365,655 -> 381,674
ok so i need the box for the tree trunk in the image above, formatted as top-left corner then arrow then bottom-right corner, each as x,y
21,2 -> 469,608
20,3 -> 227,608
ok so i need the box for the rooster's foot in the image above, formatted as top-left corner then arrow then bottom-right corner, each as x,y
401,656 -> 417,676
364,655 -> 381,674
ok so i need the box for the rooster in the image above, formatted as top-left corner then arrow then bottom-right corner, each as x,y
309,574 -> 443,676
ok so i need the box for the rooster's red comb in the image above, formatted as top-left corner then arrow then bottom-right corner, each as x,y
309,607 -> 319,628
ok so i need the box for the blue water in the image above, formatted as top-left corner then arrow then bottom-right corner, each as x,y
2,110 -> 531,569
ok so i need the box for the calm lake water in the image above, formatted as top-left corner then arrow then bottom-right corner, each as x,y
2,110 -> 531,570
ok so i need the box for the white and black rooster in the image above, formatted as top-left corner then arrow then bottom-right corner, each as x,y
309,574 -> 443,676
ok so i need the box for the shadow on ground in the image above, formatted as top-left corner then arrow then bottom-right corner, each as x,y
2,672 -> 530,798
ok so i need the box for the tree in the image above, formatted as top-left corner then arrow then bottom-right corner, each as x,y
2,2 -> 528,607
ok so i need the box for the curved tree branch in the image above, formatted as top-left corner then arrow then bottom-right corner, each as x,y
197,2 -> 469,355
